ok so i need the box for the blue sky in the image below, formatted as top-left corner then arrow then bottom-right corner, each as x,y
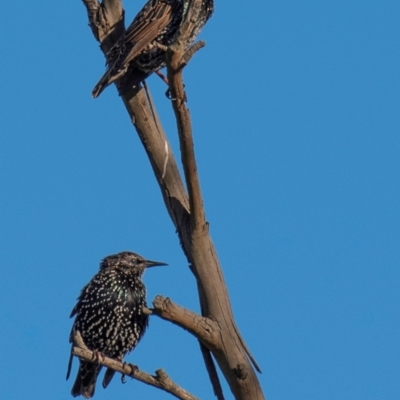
1,1 -> 399,399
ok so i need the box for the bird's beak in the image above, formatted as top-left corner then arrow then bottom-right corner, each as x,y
144,260 -> 168,268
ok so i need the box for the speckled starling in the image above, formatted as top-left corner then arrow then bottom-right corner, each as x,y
66,251 -> 167,398
92,0 -> 214,98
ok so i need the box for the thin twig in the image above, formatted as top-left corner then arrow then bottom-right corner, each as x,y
199,343 -> 225,400
182,41 -> 206,66
166,42 -> 206,232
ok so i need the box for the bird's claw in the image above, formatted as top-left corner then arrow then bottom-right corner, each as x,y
165,88 -> 173,99
123,361 -> 139,377
91,349 -> 105,363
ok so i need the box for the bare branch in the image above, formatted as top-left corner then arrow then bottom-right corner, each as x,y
162,1 -> 264,395
71,346 -> 198,400
166,43 -> 206,231
182,41 -> 206,66
151,296 -> 219,349
150,294 -> 226,400
121,88 -> 190,226
162,0 -> 210,231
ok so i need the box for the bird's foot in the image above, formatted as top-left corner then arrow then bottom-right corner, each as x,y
123,361 -> 139,379
153,41 -> 168,52
91,349 -> 105,363
165,84 -> 187,102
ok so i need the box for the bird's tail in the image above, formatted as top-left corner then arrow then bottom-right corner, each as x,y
102,367 -> 116,389
71,361 -> 102,398
92,58 -> 131,98
92,70 -> 113,98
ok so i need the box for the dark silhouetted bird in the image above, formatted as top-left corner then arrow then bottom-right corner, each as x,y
92,0 -> 214,98
66,251 -> 167,398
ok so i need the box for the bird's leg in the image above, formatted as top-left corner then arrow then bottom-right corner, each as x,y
153,70 -> 173,98
121,362 -> 138,383
155,70 -> 169,85
122,361 -> 139,380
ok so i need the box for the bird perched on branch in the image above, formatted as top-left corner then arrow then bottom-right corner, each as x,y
92,0 -> 214,98
66,251 -> 167,398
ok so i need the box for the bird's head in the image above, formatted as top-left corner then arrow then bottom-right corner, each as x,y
100,251 -> 167,275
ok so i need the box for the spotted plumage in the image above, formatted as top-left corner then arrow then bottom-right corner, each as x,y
92,0 -> 214,97
66,251 -> 167,398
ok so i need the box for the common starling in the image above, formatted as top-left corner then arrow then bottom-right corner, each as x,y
92,0 -> 214,98
66,251 -> 167,398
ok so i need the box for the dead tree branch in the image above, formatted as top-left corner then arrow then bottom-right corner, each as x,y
71,343 -> 198,400
79,1 -> 265,399
151,296 -> 219,349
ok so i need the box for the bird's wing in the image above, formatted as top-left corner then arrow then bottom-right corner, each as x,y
114,0 -> 181,66
69,282 -> 90,318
